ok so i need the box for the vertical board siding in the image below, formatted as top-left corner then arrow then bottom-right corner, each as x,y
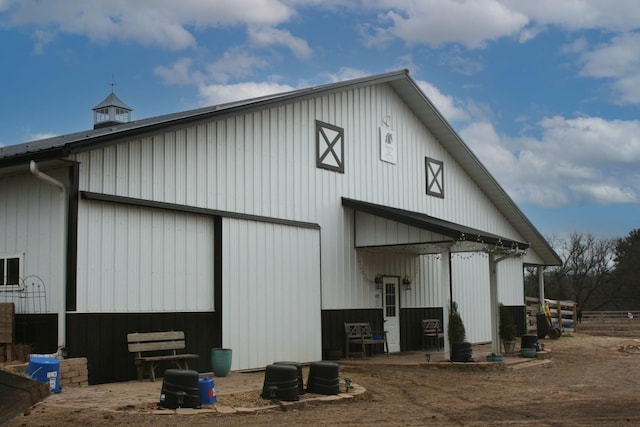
73,83 -> 525,243
222,218 -> 321,371
0,170 -> 67,314
73,85 -> 526,312
497,256 -> 526,305
76,200 -> 214,313
66,311 -> 220,384
451,252 -> 492,343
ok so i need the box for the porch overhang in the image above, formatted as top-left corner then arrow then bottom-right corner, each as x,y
342,197 -> 529,255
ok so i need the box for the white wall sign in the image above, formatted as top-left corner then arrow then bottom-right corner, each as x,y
380,127 -> 397,164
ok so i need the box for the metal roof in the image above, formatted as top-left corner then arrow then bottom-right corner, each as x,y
93,92 -> 132,111
342,197 -> 529,251
0,69 -> 561,265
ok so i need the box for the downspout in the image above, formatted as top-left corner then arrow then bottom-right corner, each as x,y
30,160 -> 67,352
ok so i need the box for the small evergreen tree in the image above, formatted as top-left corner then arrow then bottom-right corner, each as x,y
499,303 -> 517,341
448,301 -> 466,343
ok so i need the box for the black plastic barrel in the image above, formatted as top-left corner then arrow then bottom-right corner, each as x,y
261,364 -> 299,401
450,342 -> 474,362
274,361 -> 304,395
536,313 -> 549,339
521,334 -> 538,350
306,361 -> 340,395
160,369 -> 201,409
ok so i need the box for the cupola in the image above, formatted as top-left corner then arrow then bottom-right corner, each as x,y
92,90 -> 132,129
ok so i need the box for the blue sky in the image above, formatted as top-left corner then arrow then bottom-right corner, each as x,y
1,1 -> 639,239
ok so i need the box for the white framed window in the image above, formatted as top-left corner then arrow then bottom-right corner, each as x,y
0,253 -> 23,290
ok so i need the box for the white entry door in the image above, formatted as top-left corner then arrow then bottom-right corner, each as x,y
383,276 -> 400,353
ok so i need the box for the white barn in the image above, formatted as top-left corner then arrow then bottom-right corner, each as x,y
0,70 -> 560,383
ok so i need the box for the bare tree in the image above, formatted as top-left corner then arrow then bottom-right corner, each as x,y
527,232 -> 616,310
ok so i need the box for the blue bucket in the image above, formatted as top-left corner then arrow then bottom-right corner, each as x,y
198,377 -> 216,404
28,357 -> 61,393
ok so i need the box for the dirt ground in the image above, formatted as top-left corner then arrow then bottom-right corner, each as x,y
8,333 -> 640,426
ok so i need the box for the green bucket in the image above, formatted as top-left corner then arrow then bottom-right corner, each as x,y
210,348 -> 232,377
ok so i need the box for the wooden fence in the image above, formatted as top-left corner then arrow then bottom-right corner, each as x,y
525,297 -> 577,334
578,311 -> 640,337
581,311 -> 640,322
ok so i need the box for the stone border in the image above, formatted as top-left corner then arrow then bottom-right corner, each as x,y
152,382 -> 367,415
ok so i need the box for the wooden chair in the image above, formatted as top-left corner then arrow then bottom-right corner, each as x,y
421,319 -> 444,350
344,322 -> 389,358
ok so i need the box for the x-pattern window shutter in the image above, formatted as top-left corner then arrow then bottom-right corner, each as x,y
316,120 -> 344,173
426,157 -> 444,198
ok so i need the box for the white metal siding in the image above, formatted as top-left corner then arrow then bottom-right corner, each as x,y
76,200 -> 214,312
452,253 -> 492,343
0,170 -> 66,314
72,83 -> 527,247
222,218 -> 321,371
353,211 -> 448,247
497,256 -> 525,305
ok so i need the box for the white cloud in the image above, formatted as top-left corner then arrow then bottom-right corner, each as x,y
460,115 -> 640,207
198,81 -> 295,106
416,80 -> 470,122
154,58 -> 203,85
437,49 -> 484,76
570,183 -> 638,204
504,0 -> 640,32
366,0 -> 529,49
206,48 -> 268,83
576,33 -> 640,104
323,67 -> 369,83
248,26 -> 312,59
3,0 -> 294,50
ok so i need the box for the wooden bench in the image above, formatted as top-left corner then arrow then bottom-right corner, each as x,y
127,331 -> 199,381
344,322 -> 389,358
422,319 -> 444,350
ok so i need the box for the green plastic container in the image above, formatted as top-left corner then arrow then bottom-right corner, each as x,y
210,348 -> 232,377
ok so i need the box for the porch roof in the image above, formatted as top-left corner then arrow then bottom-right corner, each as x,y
342,197 -> 530,254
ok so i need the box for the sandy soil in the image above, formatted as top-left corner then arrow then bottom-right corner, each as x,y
8,333 -> 640,426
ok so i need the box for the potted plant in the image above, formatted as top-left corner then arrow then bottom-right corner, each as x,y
448,301 -> 473,362
499,303 -> 517,355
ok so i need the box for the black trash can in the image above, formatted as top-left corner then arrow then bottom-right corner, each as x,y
274,361 -> 304,395
536,312 -> 549,339
521,334 -> 538,350
160,369 -> 201,409
307,361 -> 340,395
261,364 -> 299,401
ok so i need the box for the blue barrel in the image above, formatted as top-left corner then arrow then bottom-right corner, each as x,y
198,377 -> 216,404
28,357 -> 61,393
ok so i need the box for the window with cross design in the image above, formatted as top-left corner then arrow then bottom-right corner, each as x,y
426,157 -> 444,198
316,120 -> 344,173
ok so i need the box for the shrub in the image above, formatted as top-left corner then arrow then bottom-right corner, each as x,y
448,301 -> 466,343
499,303 -> 517,341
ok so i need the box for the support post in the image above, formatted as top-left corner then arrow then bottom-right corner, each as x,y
440,247 -> 452,360
489,254 -> 500,355
537,266 -> 545,306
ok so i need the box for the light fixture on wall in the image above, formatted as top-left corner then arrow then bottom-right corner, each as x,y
374,274 -> 383,290
402,275 -> 412,290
